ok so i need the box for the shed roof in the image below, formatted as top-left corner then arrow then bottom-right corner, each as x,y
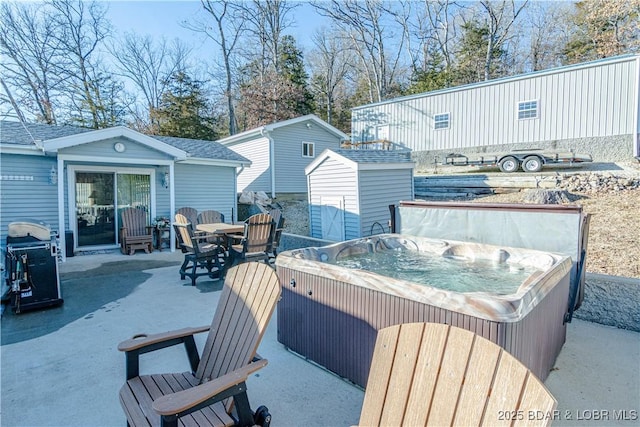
306,148 -> 415,175
0,121 -> 249,166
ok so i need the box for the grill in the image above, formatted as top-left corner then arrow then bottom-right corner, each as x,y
4,219 -> 63,313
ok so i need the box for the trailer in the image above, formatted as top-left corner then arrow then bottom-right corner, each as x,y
444,149 -> 593,173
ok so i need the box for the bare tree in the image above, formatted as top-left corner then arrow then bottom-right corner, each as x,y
49,0 -> 121,128
478,0 -> 529,80
111,33 -> 190,131
0,2 -> 63,123
308,27 -> 354,125
312,0 -> 405,103
185,0 -> 246,135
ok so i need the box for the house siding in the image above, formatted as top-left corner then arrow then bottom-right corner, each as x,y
308,157 -> 359,240
1,154 -> 59,245
174,163 -> 237,221
352,56 -> 639,155
271,123 -> 342,194
358,169 -> 414,237
227,137 -> 271,193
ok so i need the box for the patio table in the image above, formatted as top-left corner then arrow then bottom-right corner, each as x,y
196,222 -> 244,235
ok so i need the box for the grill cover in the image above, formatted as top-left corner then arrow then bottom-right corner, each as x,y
7,219 -> 53,242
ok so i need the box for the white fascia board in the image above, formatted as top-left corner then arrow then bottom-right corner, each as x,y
305,149 -> 357,175
179,158 -> 251,167
0,144 -> 44,155
265,114 -> 349,140
43,126 -> 187,159
217,128 -> 265,145
58,153 -> 174,166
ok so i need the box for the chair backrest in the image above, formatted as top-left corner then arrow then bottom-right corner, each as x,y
176,207 -> 198,227
268,209 -> 285,252
121,208 -> 150,237
173,219 -> 195,252
195,262 -> 281,384
243,213 -> 275,255
358,322 -> 557,427
197,210 -> 225,225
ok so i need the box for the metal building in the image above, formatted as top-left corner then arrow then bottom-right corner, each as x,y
351,55 -> 640,162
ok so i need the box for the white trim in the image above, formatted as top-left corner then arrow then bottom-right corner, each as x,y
358,162 -> 415,171
306,149 -> 415,175
58,153 -> 173,166
43,126 -> 187,159
634,56 -> 640,158
57,156 -> 66,261
67,164 -> 157,253
302,141 -> 315,158
434,112 -> 450,130
0,145 -> 44,155
517,99 -> 539,120
180,158 -> 250,167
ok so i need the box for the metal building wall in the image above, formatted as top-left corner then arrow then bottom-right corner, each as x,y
352,56 -> 639,153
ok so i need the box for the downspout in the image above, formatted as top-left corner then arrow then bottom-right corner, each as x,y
57,156 -> 66,261
261,128 -> 276,198
634,56 -> 640,159
169,162 -> 175,251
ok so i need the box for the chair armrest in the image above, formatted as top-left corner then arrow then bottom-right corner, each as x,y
118,326 -> 210,352
152,358 -> 268,416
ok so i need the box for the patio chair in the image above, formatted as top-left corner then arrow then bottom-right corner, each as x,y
119,207 -> 153,255
266,208 -> 285,262
197,210 -> 225,225
357,322 -> 557,427
118,262 -> 281,427
175,207 -> 198,226
229,213 -> 275,267
173,220 -> 224,286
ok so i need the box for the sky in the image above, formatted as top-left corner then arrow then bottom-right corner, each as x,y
105,1 -> 326,55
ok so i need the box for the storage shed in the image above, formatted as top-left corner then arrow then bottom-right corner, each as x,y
306,149 -> 415,241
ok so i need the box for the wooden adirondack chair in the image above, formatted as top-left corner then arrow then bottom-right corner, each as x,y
358,322 -> 557,427
120,208 -> 153,255
229,213 -> 275,267
118,262 -> 281,427
176,207 -> 198,226
173,220 -> 224,286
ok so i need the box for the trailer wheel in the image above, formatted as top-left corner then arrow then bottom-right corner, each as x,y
522,156 -> 543,172
498,156 -> 519,173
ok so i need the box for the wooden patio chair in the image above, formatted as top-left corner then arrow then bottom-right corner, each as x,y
229,213 -> 275,267
118,262 -> 281,427
357,322 -> 557,427
176,207 -> 198,226
120,207 -> 153,255
173,220 -> 225,286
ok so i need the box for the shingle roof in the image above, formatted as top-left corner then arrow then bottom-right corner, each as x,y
336,149 -> 413,163
0,120 -> 248,163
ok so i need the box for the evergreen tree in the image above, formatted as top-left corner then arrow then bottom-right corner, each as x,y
150,71 -> 218,140
453,21 -> 505,85
278,35 -> 315,115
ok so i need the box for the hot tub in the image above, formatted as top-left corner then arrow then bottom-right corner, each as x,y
276,234 -> 572,387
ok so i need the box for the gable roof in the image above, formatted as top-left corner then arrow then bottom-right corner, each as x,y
306,148 -> 415,175
217,114 -> 349,145
0,121 -> 249,165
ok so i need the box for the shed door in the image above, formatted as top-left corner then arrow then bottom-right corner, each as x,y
320,196 -> 345,241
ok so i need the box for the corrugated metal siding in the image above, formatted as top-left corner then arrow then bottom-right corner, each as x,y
271,123 -> 342,193
174,164 -> 237,221
226,138 -> 270,192
0,154 -> 59,247
308,157 -> 358,239
358,169 -> 413,237
353,58 -> 638,151
61,137 -> 171,160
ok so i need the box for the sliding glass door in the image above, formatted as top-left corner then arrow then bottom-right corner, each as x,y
75,171 -> 151,247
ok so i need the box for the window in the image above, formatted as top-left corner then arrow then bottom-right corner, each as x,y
302,141 -> 315,158
434,113 -> 450,130
518,100 -> 538,119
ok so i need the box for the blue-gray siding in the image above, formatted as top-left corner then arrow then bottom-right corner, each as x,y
358,169 -> 413,237
1,154 -> 59,245
62,136 -> 173,160
173,163 -> 237,221
229,138 -> 271,193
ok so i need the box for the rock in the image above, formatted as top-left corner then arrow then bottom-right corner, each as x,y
523,189 -> 580,204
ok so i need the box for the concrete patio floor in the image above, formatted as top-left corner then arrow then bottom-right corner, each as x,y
1,250 -> 639,426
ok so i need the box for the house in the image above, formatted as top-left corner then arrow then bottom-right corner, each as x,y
0,121 -> 249,259
218,115 -> 348,198
351,55 -> 640,166
306,148 -> 415,241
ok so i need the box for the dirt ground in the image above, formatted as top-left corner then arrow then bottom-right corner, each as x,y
469,189 -> 640,279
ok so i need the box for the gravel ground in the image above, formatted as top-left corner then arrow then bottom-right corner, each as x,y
277,162 -> 639,279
